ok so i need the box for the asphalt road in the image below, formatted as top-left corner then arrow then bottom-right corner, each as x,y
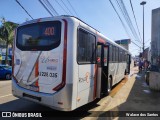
1,67 -> 160,120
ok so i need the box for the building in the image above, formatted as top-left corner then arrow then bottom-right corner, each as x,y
151,7 -> 160,65
115,39 -> 131,50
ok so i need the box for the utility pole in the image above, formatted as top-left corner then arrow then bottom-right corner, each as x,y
140,1 -> 146,58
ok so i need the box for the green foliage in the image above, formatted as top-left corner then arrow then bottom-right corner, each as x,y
0,17 -> 18,64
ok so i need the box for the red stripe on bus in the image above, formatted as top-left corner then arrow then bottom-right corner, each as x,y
53,19 -> 67,91
35,61 -> 39,77
12,50 -> 14,75
93,64 -> 98,99
12,30 -> 16,75
35,61 -> 39,88
98,37 -> 105,44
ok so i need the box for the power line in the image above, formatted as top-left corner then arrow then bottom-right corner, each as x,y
39,0 -> 59,16
45,0 -> 59,16
116,0 -> 140,44
115,0 -> 132,36
116,0 -> 142,44
129,0 -> 142,42
15,0 -> 33,19
55,0 -> 69,15
108,0 -> 141,48
131,41 -> 141,48
60,0 -> 74,15
108,0 -> 130,39
116,0 -> 134,37
66,0 -> 80,17
39,0 -> 54,16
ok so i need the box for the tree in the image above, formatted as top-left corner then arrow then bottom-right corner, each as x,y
0,18 -> 18,64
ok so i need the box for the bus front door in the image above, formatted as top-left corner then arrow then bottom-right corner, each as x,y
97,43 -> 109,98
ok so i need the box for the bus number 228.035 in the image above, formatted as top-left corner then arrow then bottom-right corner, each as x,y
39,72 -> 57,78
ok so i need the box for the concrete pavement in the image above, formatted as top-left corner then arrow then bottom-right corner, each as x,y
83,67 -> 160,120
0,80 -> 17,105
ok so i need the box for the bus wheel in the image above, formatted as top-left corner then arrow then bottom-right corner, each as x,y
124,70 -> 127,75
107,77 -> 112,94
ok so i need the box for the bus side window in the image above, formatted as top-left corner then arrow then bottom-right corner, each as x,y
117,47 -> 119,62
122,50 -> 124,62
77,28 -> 96,64
119,50 -> 122,62
116,47 -> 119,62
112,46 -> 114,62
109,45 -> 112,62
123,51 -> 125,62
113,46 -> 116,62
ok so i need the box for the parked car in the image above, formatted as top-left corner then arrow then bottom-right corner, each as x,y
0,65 -> 12,80
1,55 -> 12,66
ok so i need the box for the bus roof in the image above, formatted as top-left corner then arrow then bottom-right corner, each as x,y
18,15 -> 131,55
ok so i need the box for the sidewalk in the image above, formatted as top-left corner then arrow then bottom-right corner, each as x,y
109,68 -> 160,119
84,67 -> 160,120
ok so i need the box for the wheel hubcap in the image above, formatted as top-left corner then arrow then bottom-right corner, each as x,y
6,74 -> 11,79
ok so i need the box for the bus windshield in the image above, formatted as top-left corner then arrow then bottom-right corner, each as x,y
16,21 -> 61,51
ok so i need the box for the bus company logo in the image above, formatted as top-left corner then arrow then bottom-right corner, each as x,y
40,56 -> 58,64
47,66 -> 57,71
49,58 -> 58,63
79,72 -> 95,83
85,72 -> 90,83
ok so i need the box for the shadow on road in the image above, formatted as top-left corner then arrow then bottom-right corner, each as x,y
101,71 -> 160,119
118,72 -> 160,111
0,79 -> 11,81
0,96 -> 101,119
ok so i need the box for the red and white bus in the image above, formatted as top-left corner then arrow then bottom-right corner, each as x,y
12,16 -> 131,111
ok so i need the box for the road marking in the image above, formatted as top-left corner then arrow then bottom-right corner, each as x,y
0,94 -> 12,98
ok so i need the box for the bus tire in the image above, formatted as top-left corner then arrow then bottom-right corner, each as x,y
5,73 -> 11,80
124,70 -> 127,75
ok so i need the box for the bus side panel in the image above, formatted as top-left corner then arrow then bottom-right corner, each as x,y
115,62 -> 126,84
109,62 -> 126,86
77,65 -> 95,108
64,18 -> 79,110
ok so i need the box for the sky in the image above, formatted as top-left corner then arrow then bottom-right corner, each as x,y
0,0 -> 160,56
